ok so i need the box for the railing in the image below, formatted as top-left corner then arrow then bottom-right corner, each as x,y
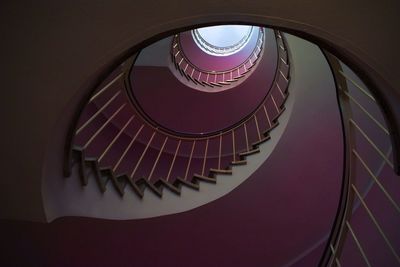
321,53 -> 400,266
171,28 -> 264,88
66,30 -> 289,198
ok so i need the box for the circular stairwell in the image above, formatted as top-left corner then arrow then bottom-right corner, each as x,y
67,29 -> 290,201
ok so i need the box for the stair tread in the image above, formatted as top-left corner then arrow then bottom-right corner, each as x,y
123,175 -> 144,198
218,81 -> 231,85
264,121 -> 279,134
209,168 -> 233,175
209,82 -> 223,87
174,177 -> 200,190
271,106 -> 286,122
193,174 -> 217,183
252,135 -> 271,147
155,178 -> 181,195
136,178 -> 162,197
239,148 -> 260,157
231,160 -> 247,165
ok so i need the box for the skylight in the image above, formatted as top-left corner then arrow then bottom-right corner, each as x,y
192,25 -> 253,56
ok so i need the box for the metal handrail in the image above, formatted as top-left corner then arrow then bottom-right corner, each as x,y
171,28 -> 264,88
126,30 -> 284,140
68,30 -> 290,196
321,51 -> 400,267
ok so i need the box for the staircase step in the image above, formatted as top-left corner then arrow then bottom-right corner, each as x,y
100,168 -> 124,196
154,179 -> 181,195
209,168 -> 233,175
209,82 -> 223,87
174,177 -> 200,190
231,160 -> 247,166
202,81 -> 213,87
124,176 -> 144,198
271,106 -> 286,123
90,160 -> 108,193
135,178 -> 162,197
264,121 -> 279,135
218,81 -> 231,85
252,135 -> 271,147
188,75 -> 198,84
239,148 -> 260,158
193,174 -> 217,183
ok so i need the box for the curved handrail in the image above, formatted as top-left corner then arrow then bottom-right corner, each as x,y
320,51 -> 400,266
127,30 -> 279,140
66,30 -> 290,198
171,28 -> 264,88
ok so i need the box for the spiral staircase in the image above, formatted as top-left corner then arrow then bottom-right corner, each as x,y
1,1 -> 400,266
68,29 -> 289,200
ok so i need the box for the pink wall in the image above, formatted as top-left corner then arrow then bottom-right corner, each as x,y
0,34 -> 345,267
130,29 -> 277,134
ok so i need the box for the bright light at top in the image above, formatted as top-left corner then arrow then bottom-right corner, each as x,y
197,25 -> 252,47
192,25 -> 254,56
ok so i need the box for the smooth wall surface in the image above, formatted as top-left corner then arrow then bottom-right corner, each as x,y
0,0 -> 399,222
2,34 -> 343,267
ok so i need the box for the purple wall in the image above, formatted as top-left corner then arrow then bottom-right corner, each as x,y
0,34 -> 344,267
130,29 -> 277,134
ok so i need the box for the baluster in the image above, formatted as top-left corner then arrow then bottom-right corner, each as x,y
263,105 -> 272,128
147,136 -> 168,181
352,184 -> 400,263
166,140 -> 181,181
113,124 -> 144,172
218,133 -> 222,169
76,90 -> 121,134
276,82 -> 285,98
349,119 -> 393,168
244,123 -> 249,151
254,114 -> 261,141
346,221 -> 372,267
271,95 -> 280,113
329,244 -> 342,267
339,70 -> 375,101
232,130 -> 236,162
343,90 -> 388,134
89,73 -> 123,102
98,115 -> 134,162
352,149 -> 399,213
280,70 -> 288,82
130,131 -> 156,179
83,103 -> 126,149
184,141 -> 196,180
201,139 -> 209,176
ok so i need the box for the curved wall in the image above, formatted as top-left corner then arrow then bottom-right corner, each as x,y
4,34 -> 343,267
130,29 -> 277,134
0,0 -> 399,223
